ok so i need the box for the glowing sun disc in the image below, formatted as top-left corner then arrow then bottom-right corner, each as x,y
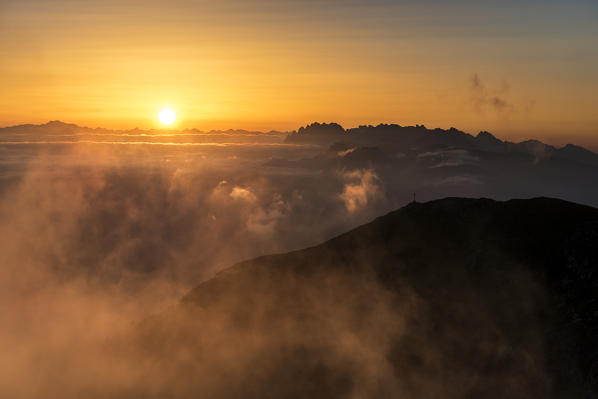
158,108 -> 176,125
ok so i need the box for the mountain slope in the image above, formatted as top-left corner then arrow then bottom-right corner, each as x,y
135,197 -> 598,399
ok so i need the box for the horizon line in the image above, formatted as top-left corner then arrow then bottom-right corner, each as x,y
1,119 -> 597,152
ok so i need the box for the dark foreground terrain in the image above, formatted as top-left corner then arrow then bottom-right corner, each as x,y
128,197 -> 598,398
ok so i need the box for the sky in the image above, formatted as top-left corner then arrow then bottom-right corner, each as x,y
0,0 -> 597,145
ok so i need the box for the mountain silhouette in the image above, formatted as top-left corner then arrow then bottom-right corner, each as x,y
3,121 -> 597,169
285,123 -> 598,168
135,197 -> 598,399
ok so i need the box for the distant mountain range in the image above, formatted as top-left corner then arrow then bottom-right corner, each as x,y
0,120 -> 285,136
3,120 -> 598,209
1,121 -> 597,168
0,120 -> 287,146
135,197 -> 598,398
285,122 -> 598,167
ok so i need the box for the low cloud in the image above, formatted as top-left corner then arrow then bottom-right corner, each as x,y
1,120 -> 596,397
230,186 -> 257,202
417,149 -> 480,168
339,169 -> 383,213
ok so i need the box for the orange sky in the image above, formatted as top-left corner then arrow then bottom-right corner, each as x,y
0,0 -> 597,146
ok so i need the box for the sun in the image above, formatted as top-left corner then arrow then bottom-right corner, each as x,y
158,108 -> 176,125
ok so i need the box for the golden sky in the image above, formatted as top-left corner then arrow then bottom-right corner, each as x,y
0,0 -> 597,145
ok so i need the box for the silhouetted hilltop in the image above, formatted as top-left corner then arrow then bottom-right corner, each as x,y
137,197 -> 598,398
280,122 -> 347,145
297,122 -> 345,136
475,130 -> 504,150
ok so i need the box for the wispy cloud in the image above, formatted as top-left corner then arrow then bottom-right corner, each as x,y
469,73 -> 515,114
339,169 -> 383,213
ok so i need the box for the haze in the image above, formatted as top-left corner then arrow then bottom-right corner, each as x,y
2,1 -> 598,397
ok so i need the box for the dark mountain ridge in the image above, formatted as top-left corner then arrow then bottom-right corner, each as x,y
285,123 -> 598,167
2,121 -> 596,167
133,197 -> 598,399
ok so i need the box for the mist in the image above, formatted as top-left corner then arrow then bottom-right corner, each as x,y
1,121 -> 597,397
